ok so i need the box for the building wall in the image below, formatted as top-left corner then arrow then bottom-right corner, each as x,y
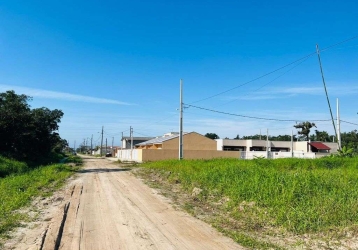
142,149 -> 240,162
163,132 -> 217,150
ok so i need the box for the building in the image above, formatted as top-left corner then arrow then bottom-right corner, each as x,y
117,132 -> 239,162
216,139 -> 338,159
121,136 -> 155,149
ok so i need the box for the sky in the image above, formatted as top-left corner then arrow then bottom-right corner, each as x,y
0,0 -> 358,148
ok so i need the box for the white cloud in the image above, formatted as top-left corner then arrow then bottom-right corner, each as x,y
224,84 -> 358,101
0,84 -> 133,105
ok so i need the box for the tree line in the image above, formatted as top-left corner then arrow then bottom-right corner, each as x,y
0,90 -> 67,163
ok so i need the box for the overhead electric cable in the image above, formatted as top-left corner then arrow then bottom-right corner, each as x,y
185,104 -> 331,122
340,120 -> 358,126
189,35 -> 358,105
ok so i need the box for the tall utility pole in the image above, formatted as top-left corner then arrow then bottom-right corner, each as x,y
337,98 -> 341,149
266,129 -> 269,158
106,138 -> 108,155
179,79 -> 183,160
74,140 -> 76,153
100,126 -> 104,157
130,126 -> 133,150
316,44 -> 340,150
112,137 -> 114,156
91,134 -> 93,155
291,130 -> 294,158
130,126 -> 133,160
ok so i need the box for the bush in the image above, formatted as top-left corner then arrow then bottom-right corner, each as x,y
0,156 -> 29,178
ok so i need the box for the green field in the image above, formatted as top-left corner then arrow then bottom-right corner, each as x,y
140,157 -> 358,248
0,155 -> 81,238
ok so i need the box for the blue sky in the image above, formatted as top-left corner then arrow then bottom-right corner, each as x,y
1,1 -> 358,148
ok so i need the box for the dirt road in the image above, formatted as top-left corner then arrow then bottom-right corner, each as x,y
9,157 -> 242,250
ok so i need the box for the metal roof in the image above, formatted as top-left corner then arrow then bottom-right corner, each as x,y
136,132 -> 190,146
122,137 -> 155,141
309,142 -> 331,150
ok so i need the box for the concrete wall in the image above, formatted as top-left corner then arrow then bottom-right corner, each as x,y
117,148 -> 240,162
117,149 -> 142,162
163,132 -> 217,150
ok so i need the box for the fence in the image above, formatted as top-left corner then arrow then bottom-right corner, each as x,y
240,151 -> 316,159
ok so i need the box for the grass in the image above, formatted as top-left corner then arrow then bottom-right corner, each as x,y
0,156 -> 29,178
0,157 -> 80,238
140,157 -> 358,248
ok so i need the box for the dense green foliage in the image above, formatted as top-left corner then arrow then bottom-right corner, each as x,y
204,133 -> 220,139
142,158 -> 358,234
0,162 -> 77,236
0,90 -> 67,162
0,156 -> 29,178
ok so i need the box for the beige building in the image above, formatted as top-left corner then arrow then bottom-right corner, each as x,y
117,132 -> 239,162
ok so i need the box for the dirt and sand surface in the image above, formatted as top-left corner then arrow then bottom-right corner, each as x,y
3,157 -> 243,250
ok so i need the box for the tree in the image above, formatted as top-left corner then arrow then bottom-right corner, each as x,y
0,90 -> 65,161
310,130 -> 331,142
294,121 -> 316,141
204,133 -> 220,139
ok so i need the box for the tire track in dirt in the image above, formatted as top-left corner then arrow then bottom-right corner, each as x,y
14,158 -> 244,250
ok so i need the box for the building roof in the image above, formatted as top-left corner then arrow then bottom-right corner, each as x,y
122,136 -> 155,141
136,132 -> 190,146
309,142 -> 331,150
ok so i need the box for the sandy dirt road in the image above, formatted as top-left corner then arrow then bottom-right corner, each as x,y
9,157 -> 243,250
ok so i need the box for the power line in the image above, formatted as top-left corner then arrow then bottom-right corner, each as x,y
185,103 -> 332,122
188,35 -> 358,105
215,56 -> 312,108
341,120 -> 358,126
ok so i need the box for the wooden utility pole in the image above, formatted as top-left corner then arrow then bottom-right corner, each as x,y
179,79 -> 183,160
316,44 -> 340,150
100,126 -> 104,157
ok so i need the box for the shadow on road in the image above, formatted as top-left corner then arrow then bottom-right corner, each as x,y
77,168 -> 132,174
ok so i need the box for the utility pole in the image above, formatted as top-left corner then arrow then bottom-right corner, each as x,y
266,129 -> 269,158
179,79 -> 183,160
112,136 -> 114,156
106,138 -> 108,155
337,98 -> 341,149
316,44 -> 340,150
74,140 -> 76,153
91,134 -> 93,155
260,129 -> 262,140
291,130 -> 294,158
130,126 -> 133,160
100,126 -> 104,157
130,126 -> 133,150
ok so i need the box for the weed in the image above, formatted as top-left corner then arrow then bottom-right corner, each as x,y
0,162 -> 77,237
141,157 -> 358,247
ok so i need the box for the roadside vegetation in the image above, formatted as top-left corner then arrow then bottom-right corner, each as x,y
0,154 -> 82,241
139,157 -> 358,249
0,89 -> 83,243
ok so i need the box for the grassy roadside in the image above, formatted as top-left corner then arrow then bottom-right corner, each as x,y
137,158 -> 358,249
0,155 -> 82,241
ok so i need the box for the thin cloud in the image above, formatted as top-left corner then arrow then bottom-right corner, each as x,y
0,85 -> 133,105
226,85 -> 358,101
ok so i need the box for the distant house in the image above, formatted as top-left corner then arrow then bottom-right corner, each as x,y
216,139 -> 337,158
121,136 -> 155,149
117,132 -> 239,162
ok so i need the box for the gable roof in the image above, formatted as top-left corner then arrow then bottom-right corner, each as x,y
309,142 -> 331,150
136,132 -> 190,146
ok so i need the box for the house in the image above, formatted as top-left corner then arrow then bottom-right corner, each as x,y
121,136 -> 155,149
216,139 -> 338,159
117,132 -> 239,162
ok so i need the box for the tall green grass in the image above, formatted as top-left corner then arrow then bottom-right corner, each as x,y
142,158 -> 358,234
0,156 -> 29,178
0,163 -> 77,236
